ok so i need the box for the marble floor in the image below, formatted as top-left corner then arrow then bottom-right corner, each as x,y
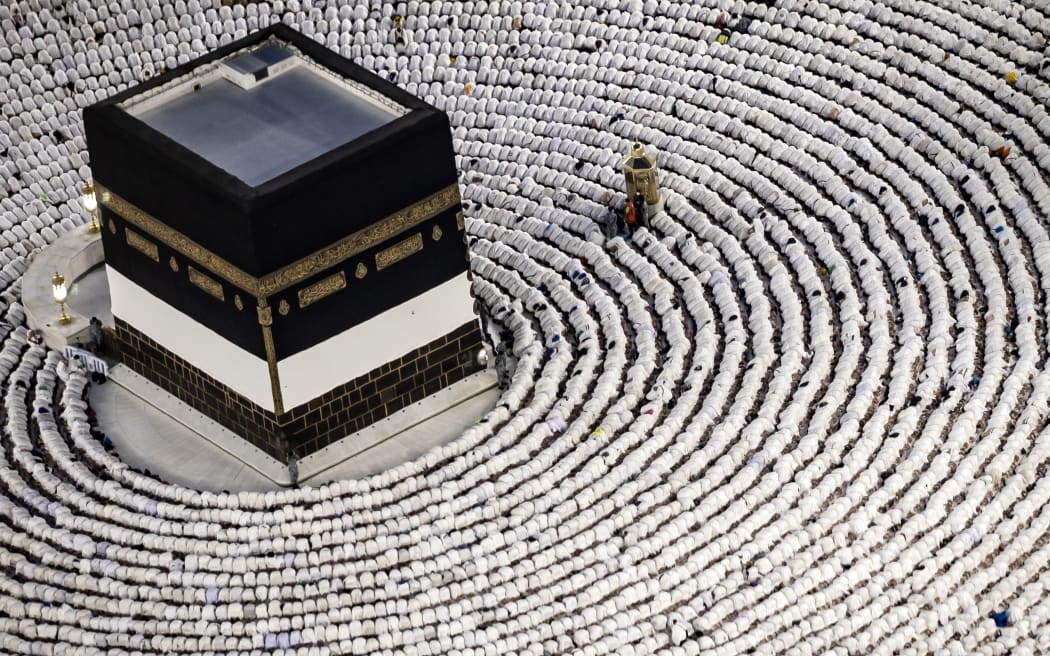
67,264 -> 113,328
90,373 -> 277,491
90,364 -> 500,491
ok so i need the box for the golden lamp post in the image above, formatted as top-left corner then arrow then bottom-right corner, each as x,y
81,180 -> 100,233
51,271 -> 70,325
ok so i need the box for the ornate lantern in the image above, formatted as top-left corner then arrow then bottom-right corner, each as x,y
51,271 -> 71,324
623,141 -> 660,206
81,180 -> 100,233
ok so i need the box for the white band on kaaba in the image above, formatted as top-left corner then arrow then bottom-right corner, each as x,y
107,266 -> 474,415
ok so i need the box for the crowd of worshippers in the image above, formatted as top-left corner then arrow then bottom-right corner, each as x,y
52,357 -> 172,486
32,316 -> 110,384
23,364 -> 113,482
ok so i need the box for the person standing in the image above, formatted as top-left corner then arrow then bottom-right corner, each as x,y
494,345 -> 509,390
494,327 -> 512,390
89,317 -> 103,354
287,449 -> 299,488
601,204 -> 618,240
633,189 -> 649,230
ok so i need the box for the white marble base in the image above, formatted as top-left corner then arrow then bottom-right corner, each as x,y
24,223 -> 104,350
103,364 -> 288,486
92,363 -> 498,489
298,366 -> 497,482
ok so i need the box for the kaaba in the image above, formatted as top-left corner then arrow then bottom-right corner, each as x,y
83,25 -> 483,460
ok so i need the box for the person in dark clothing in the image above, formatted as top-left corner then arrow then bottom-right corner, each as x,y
89,317 -> 104,354
287,449 -> 299,488
632,189 -> 649,230
601,204 -> 618,240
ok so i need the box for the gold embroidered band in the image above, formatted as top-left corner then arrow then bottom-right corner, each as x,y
97,182 -> 461,298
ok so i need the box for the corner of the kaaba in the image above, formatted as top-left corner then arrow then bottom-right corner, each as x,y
245,106 -> 459,273
263,196 -> 468,361
80,24 -> 488,464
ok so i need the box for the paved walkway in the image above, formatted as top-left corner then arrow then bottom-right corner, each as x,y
67,264 -> 114,327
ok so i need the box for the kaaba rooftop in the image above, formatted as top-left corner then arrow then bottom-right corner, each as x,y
129,44 -> 402,185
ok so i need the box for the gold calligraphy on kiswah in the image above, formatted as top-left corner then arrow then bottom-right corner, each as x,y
125,227 -> 159,262
96,183 -> 461,299
188,266 -> 225,301
298,271 -> 346,309
375,232 -> 423,271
